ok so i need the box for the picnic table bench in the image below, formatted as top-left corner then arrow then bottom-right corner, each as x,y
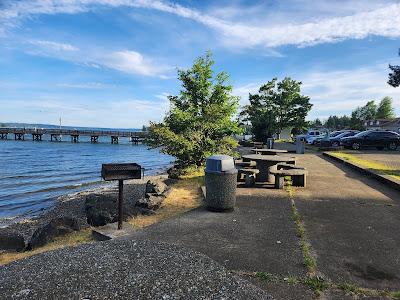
237,168 -> 259,187
270,168 -> 308,189
241,154 -> 296,182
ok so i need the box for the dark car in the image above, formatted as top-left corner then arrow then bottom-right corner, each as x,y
320,130 -> 359,147
340,130 -> 400,150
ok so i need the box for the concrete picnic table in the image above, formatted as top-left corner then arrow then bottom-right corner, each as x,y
242,154 -> 296,182
251,148 -> 288,155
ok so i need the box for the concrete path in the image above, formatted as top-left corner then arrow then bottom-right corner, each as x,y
295,153 -> 400,291
127,187 -> 305,277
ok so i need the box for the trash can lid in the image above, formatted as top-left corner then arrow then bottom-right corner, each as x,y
205,155 -> 235,174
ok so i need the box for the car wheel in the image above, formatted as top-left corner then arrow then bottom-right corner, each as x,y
352,142 -> 360,150
332,141 -> 339,147
388,142 -> 397,151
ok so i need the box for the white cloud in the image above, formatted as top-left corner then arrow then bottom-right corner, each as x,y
233,64 -> 400,119
30,40 -> 79,51
101,50 -> 170,77
24,40 -> 170,78
57,82 -> 114,89
1,0 -> 400,50
0,97 -> 169,128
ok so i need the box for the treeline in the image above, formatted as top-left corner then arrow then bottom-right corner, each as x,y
310,96 -> 396,130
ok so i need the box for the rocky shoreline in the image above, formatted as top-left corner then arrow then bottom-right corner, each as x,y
0,174 -> 172,253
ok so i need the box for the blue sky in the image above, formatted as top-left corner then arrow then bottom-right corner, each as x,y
0,0 -> 399,128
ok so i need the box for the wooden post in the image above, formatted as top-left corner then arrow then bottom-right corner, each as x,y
118,180 -> 123,230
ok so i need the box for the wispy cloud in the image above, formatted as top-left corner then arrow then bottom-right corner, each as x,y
101,50 -> 170,78
1,0 -> 400,50
29,40 -> 79,52
233,64 -> 400,119
0,97 -> 169,128
57,82 -> 114,89
24,39 -> 170,78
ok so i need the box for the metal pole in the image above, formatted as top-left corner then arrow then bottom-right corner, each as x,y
118,180 -> 123,230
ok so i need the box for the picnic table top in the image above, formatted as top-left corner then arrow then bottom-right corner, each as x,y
251,148 -> 288,154
242,154 -> 296,162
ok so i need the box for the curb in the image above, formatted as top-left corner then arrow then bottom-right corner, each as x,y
322,152 -> 400,193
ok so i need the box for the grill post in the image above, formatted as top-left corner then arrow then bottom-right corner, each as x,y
118,180 -> 123,230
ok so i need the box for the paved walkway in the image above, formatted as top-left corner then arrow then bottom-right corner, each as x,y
295,153 -> 400,291
2,149 -> 400,299
128,150 -> 400,298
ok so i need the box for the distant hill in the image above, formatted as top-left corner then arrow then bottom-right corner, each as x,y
0,122 -> 141,131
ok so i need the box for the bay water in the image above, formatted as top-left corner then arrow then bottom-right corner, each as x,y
0,135 -> 174,227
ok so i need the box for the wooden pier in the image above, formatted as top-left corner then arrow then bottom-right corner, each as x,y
0,128 -> 147,144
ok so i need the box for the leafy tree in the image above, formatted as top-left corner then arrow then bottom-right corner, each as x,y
241,77 -> 312,141
376,96 -> 395,119
310,118 -> 322,127
350,100 -> 377,130
147,52 -> 242,169
388,49 -> 400,87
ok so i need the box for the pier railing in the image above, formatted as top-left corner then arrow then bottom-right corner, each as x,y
0,127 -> 148,143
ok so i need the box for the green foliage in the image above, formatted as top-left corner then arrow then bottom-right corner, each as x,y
337,282 -> 361,295
285,276 -> 299,285
147,52 -> 242,168
388,48 -> 400,87
376,96 -> 395,119
241,77 -> 312,142
324,115 -> 351,130
255,272 -> 277,283
350,100 -> 377,130
304,276 -> 329,294
392,291 -> 400,299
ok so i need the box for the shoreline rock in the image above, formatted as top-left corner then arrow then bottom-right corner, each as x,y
0,174 -> 170,252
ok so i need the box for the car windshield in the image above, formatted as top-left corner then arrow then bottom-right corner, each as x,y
353,131 -> 370,137
330,131 -> 343,137
332,132 -> 349,139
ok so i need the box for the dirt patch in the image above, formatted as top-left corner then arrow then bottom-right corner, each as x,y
128,178 -> 203,228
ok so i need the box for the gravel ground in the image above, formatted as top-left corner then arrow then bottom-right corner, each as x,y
0,239 -> 272,300
1,175 -> 167,242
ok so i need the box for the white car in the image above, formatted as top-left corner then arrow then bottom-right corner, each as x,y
297,130 -> 328,145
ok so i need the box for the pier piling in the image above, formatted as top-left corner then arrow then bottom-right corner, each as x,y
71,135 -> 79,143
0,128 -> 147,144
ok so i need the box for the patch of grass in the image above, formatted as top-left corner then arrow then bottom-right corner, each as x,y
0,229 -> 94,266
128,178 -> 203,228
329,152 -> 400,181
285,276 -> 299,285
286,181 -> 317,276
255,272 -> 277,283
337,282 -> 361,295
179,165 -> 205,179
392,291 -> 400,299
304,276 -> 329,295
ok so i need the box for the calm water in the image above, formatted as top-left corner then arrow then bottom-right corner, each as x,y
0,136 -> 174,226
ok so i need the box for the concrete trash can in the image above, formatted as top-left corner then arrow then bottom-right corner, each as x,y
266,138 -> 274,149
205,155 -> 237,212
296,136 -> 305,154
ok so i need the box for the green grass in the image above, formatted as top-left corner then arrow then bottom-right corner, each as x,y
255,272 -> 277,283
392,291 -> 400,299
285,276 -> 299,285
337,282 -> 361,295
304,276 -> 329,295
